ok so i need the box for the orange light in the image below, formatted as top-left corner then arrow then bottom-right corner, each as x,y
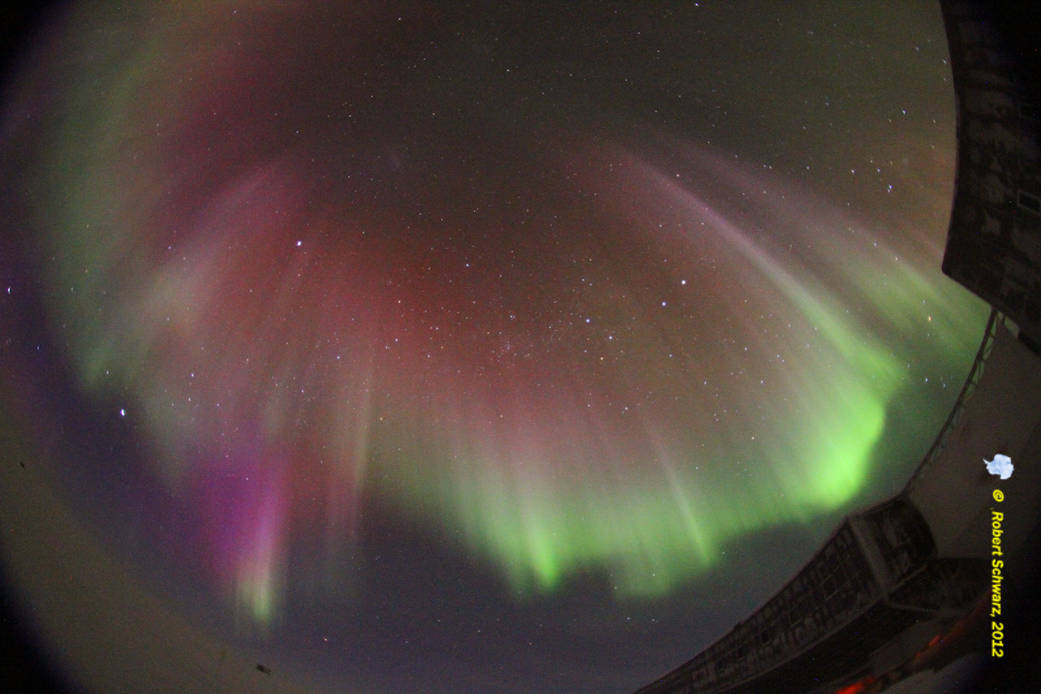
834,675 -> 875,694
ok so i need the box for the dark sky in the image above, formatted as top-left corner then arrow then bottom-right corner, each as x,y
0,2 -> 988,692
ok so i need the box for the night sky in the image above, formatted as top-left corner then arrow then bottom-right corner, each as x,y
1,2 -> 989,692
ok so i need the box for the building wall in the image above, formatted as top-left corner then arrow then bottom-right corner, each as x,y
908,322 -> 1041,559
633,4 -> 1041,692
940,1 -> 1041,346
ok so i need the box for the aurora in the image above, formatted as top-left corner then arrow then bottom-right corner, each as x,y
1,2 -> 988,692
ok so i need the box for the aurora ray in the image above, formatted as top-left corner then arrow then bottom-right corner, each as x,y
0,2 -> 988,691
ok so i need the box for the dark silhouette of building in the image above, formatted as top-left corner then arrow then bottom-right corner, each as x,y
634,2 -> 1041,692
634,310 -> 1041,693
941,1 -> 1041,350
631,497 -> 990,694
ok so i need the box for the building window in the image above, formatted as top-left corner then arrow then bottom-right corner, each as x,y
1018,101 -> 1039,122
1017,190 -> 1041,215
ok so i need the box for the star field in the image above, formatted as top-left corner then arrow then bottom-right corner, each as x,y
0,2 -> 988,692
